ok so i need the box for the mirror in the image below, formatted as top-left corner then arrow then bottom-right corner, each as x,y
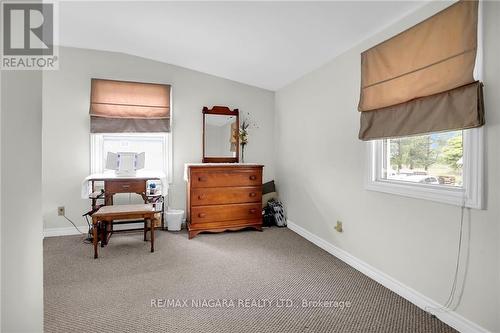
203,106 -> 239,163
205,115 -> 237,157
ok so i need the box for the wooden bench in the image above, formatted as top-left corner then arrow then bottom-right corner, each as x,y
91,204 -> 156,259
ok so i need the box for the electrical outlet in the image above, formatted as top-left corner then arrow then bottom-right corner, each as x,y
334,221 -> 343,233
57,206 -> 65,216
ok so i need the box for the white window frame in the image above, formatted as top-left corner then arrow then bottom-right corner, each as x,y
365,128 -> 484,209
90,132 -> 173,184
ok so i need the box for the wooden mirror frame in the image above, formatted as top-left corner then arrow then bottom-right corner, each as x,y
202,106 -> 239,163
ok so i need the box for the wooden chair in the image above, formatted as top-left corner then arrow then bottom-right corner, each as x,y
91,204 -> 156,259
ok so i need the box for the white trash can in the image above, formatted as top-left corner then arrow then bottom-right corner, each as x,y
166,209 -> 184,231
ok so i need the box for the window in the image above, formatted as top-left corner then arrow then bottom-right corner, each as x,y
90,133 -> 172,183
366,128 -> 483,209
383,131 -> 464,187
362,1 -> 484,209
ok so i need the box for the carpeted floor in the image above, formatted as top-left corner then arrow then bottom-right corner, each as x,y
44,228 -> 456,333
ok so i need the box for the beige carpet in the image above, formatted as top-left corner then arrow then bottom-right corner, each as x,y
44,228 -> 456,333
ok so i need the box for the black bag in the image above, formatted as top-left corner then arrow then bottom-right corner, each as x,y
267,199 -> 287,227
262,205 -> 275,227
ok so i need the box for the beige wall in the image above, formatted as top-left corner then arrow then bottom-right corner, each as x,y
275,1 -> 499,332
42,47 -> 275,229
33,3 -> 500,332
1,71 -> 44,332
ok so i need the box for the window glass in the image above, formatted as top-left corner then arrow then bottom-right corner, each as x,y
99,134 -> 167,173
381,131 -> 463,187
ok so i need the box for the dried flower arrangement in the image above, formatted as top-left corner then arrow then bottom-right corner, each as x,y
239,112 -> 258,162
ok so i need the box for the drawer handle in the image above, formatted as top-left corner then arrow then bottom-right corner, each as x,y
249,192 -> 257,197
198,195 -> 205,200
198,213 -> 206,218
198,176 -> 207,182
249,175 -> 257,180
122,185 -> 130,189
249,208 -> 257,214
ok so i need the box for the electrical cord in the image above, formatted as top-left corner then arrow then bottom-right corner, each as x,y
82,214 -> 93,244
63,215 -> 85,235
62,213 -> 95,244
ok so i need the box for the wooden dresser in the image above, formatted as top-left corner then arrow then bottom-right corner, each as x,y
186,164 -> 264,239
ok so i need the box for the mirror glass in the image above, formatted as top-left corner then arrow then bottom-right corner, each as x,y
204,115 -> 238,158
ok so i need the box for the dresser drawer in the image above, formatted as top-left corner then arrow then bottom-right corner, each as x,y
105,180 -> 146,194
191,186 -> 261,206
188,219 -> 262,231
191,203 -> 261,224
191,169 -> 262,188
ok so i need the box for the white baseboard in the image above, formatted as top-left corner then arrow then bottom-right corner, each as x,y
43,219 -> 186,238
287,220 -> 490,333
43,226 -> 88,238
43,223 -> 152,238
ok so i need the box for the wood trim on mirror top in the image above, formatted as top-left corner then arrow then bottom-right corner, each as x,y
202,106 -> 239,163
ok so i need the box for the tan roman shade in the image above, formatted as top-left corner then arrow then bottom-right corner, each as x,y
90,79 -> 171,133
358,0 -> 484,140
359,81 -> 483,140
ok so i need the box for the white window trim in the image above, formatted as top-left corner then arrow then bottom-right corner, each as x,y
365,128 -> 484,209
90,132 -> 173,184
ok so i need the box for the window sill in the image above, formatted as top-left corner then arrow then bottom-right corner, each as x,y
365,179 -> 481,208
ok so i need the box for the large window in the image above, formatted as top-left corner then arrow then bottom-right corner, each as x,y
366,129 -> 483,209
90,133 -> 172,182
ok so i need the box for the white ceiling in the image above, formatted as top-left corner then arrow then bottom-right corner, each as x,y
59,1 -> 424,91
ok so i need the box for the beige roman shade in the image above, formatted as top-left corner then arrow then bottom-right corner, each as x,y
358,0 -> 484,140
90,79 -> 171,133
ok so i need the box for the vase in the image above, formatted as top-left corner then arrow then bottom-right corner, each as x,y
240,144 -> 246,163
